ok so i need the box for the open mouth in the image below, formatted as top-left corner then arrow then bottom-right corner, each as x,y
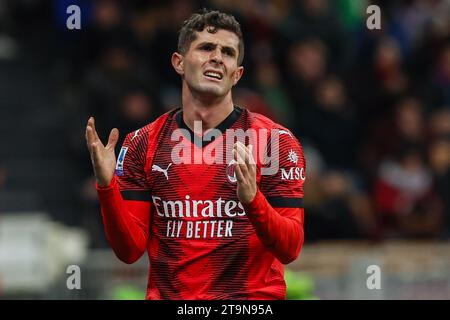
204,70 -> 223,80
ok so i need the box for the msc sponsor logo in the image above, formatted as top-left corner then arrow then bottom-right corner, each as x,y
281,167 -> 305,181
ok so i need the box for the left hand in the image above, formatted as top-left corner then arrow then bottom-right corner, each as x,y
233,141 -> 257,204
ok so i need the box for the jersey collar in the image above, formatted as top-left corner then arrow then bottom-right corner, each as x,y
175,106 -> 243,148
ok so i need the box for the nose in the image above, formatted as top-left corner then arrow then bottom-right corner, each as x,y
210,47 -> 223,64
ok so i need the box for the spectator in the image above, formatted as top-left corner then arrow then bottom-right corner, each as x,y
302,75 -> 358,169
253,60 -> 295,127
3,1 -> 449,246
285,37 -> 328,140
428,138 -> 450,238
374,145 -> 441,238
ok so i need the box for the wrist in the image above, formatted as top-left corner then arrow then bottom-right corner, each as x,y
96,176 -> 116,189
242,188 -> 263,206
241,189 -> 257,204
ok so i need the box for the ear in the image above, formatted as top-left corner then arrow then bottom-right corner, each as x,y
171,52 -> 184,75
232,66 -> 244,86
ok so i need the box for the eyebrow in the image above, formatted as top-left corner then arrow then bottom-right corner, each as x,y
197,42 -> 237,56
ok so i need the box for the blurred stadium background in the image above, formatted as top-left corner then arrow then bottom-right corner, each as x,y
0,0 -> 449,299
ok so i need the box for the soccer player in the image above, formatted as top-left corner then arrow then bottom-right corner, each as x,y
85,9 -> 306,300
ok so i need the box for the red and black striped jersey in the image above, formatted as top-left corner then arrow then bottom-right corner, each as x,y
97,106 -> 306,300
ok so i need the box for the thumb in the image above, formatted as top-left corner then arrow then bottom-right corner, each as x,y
248,144 -> 255,164
106,128 -> 119,149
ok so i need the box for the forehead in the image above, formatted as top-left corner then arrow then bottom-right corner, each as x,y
191,28 -> 240,51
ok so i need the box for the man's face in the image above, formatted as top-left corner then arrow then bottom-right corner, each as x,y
174,28 -> 243,99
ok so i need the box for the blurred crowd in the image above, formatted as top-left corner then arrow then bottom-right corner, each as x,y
1,0 -> 449,246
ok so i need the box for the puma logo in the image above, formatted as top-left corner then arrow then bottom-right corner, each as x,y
130,129 -> 140,141
152,163 -> 172,180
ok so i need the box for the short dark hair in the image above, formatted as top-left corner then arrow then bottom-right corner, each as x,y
177,9 -> 244,65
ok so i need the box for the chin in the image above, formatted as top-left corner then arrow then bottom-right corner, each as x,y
197,85 -> 227,97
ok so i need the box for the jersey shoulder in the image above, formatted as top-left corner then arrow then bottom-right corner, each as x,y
246,109 -> 300,144
247,109 -> 292,133
123,108 -> 180,145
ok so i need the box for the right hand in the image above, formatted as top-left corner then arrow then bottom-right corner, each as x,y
85,117 -> 119,187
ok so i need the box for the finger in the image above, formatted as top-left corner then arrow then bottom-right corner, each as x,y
106,128 -> 119,150
234,149 -> 249,178
86,125 -> 95,149
248,144 -> 256,165
91,141 -> 102,165
234,158 -> 245,183
87,116 -> 94,127
236,141 -> 250,161
86,118 -> 99,144
233,142 -> 242,162
247,144 -> 257,174
239,143 -> 256,165
86,128 -> 101,156
236,143 -> 256,179
88,116 -> 100,141
233,146 -> 246,165
235,142 -> 250,165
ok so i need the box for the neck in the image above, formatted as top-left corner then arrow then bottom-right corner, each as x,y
182,84 -> 234,134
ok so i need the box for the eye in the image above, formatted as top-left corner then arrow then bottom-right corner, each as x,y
200,44 -> 214,51
223,48 -> 235,57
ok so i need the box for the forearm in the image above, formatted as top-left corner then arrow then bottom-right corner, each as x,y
243,189 -> 304,264
96,177 -> 150,263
